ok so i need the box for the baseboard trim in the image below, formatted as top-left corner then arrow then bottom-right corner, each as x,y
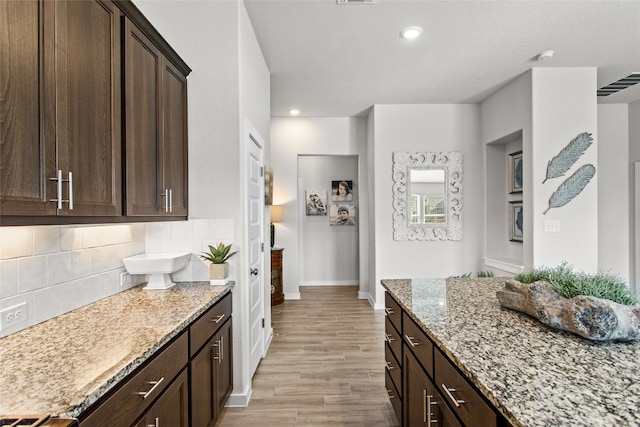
285,292 -> 301,300
299,280 -> 359,286
226,386 -> 252,407
264,327 -> 273,356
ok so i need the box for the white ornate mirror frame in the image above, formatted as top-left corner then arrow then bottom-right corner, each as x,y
392,151 -> 463,241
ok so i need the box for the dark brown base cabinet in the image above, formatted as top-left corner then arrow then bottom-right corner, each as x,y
384,292 -> 505,427
79,292 -> 232,427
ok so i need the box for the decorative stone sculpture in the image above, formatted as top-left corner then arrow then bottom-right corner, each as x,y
497,279 -> 640,341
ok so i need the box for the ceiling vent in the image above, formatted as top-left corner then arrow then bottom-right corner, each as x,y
336,0 -> 376,4
597,72 -> 640,97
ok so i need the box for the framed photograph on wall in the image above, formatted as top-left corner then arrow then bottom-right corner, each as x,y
331,180 -> 354,202
329,203 -> 356,225
305,189 -> 328,216
508,151 -> 523,194
509,201 -> 523,242
264,167 -> 273,205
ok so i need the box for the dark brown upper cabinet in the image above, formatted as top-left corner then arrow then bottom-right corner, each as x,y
123,17 -> 188,217
0,0 -> 122,218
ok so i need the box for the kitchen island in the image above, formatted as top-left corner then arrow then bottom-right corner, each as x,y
382,277 -> 640,427
0,281 -> 232,419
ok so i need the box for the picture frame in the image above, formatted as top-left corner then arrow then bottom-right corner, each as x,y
264,167 -> 273,205
508,151 -> 523,194
329,203 -> 356,226
331,180 -> 354,202
509,201 -> 523,242
305,189 -> 328,216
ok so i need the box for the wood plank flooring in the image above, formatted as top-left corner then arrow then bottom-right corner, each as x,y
218,286 -> 399,426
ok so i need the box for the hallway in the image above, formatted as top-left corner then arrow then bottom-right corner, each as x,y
218,286 -> 399,426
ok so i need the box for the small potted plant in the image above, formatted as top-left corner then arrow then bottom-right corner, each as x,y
200,243 -> 238,285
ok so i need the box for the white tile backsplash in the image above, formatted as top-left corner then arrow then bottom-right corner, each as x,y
0,219 -> 234,337
0,259 -> 18,298
0,226 -> 34,259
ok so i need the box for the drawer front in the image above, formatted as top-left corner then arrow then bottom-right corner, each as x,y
81,332 -> 188,427
385,369 -> 402,423
434,349 -> 497,427
385,316 -> 402,364
403,312 -> 434,379
189,292 -> 232,356
384,344 -> 402,396
384,292 -> 402,333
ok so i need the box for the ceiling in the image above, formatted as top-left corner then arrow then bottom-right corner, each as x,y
243,0 -> 640,118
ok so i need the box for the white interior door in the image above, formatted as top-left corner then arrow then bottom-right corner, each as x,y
246,124 -> 265,378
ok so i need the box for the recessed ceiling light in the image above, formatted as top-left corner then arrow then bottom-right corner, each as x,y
289,109 -> 300,116
536,50 -> 554,61
400,26 -> 423,40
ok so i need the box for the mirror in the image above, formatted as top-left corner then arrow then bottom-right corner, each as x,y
392,151 -> 462,241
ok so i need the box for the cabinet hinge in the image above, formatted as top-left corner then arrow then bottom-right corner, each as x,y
262,318 -> 265,328
260,166 -> 264,177
261,242 -> 264,252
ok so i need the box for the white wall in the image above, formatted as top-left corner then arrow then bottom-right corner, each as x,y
371,104 -> 483,307
597,104 -> 630,283
298,155 -> 359,285
630,100 -> 640,289
270,118 -> 369,300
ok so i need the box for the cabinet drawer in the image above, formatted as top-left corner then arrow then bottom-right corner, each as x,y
385,316 -> 402,365
384,292 -> 402,333
190,292 -> 232,356
81,332 -> 188,427
403,312 -> 434,379
385,369 -> 402,423
434,349 -> 497,427
384,344 -> 402,396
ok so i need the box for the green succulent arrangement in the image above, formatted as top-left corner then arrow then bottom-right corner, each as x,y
200,243 -> 238,264
514,262 -> 637,306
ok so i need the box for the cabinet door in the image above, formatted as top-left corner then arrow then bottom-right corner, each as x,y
0,0 -> 57,215
161,60 -> 188,216
124,18 -> 163,216
55,0 -> 121,216
404,346 -> 462,427
213,319 -> 233,418
135,369 -> 189,427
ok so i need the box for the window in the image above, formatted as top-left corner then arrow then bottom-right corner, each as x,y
410,193 -> 445,224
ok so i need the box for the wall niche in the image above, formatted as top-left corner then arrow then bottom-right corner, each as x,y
484,130 -> 524,274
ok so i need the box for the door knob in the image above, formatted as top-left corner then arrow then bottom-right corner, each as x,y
250,268 -> 258,276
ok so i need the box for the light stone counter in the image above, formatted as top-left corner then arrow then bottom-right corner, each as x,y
382,277 -> 640,427
0,282 -> 232,418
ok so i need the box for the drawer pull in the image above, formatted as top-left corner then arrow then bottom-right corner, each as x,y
210,313 -> 226,323
441,383 -> 465,407
136,377 -> 165,399
386,389 -> 395,399
405,334 -> 420,347
385,361 -> 395,371
146,417 -> 160,427
385,333 -> 394,343
384,307 -> 394,316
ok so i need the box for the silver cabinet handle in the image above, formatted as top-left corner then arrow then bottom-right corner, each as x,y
220,336 -> 224,363
405,334 -> 420,347
136,377 -> 164,399
67,171 -> 73,210
162,188 -> 169,212
147,417 -> 159,427
210,314 -> 225,324
441,383 -> 465,407
385,361 -> 394,371
168,188 -> 172,213
385,333 -> 394,343
386,389 -> 395,399
384,307 -> 394,316
213,340 -> 220,361
49,170 -> 63,209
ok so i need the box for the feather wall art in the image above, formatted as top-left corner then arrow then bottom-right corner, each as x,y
543,164 -> 596,214
543,132 -> 593,184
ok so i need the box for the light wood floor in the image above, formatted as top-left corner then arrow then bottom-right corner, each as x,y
218,286 -> 399,426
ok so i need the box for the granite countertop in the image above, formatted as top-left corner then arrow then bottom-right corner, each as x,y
382,277 -> 640,427
0,282 -> 232,418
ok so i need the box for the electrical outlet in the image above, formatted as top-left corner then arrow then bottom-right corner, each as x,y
120,272 -> 133,287
0,302 -> 28,331
544,220 -> 561,233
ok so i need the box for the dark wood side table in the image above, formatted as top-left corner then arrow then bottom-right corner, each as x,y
271,248 -> 284,305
